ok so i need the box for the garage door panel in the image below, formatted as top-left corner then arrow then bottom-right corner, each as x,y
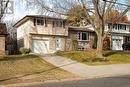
32,40 -> 49,54
112,39 -> 123,50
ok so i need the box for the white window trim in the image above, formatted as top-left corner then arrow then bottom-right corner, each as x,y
77,32 -> 89,41
108,23 -> 127,30
36,18 -> 45,26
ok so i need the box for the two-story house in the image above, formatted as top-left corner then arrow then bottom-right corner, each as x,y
107,23 -> 130,50
14,15 -> 96,54
14,15 -> 68,54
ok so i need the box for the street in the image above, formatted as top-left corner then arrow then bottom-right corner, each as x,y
20,75 -> 130,87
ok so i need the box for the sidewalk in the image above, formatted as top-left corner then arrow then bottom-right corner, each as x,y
40,54 -> 130,78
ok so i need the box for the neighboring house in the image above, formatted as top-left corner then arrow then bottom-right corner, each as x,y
14,15 -> 95,54
0,23 -> 7,55
106,23 -> 130,50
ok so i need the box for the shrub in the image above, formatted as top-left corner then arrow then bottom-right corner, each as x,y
19,47 -> 30,54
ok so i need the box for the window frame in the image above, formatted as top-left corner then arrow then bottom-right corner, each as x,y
34,18 -> 47,27
108,23 -> 127,31
53,20 -> 64,28
36,18 -> 45,26
77,32 -> 89,41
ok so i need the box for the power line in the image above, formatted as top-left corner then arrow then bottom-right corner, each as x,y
103,0 -> 130,7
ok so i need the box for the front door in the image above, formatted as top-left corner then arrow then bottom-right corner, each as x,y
55,37 -> 61,50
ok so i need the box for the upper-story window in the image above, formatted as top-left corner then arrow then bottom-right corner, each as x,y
37,19 -> 44,25
53,20 -> 65,28
108,23 -> 127,30
129,26 -> 130,32
34,18 -> 47,27
77,32 -> 89,41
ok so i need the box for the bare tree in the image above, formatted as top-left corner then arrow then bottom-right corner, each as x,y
0,0 -> 10,22
6,19 -> 17,54
24,0 -> 130,57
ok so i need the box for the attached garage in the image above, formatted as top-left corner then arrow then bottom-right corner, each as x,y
32,39 -> 49,54
112,35 -> 123,50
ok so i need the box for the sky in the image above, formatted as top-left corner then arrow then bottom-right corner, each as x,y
4,0 -> 130,22
4,0 -> 37,21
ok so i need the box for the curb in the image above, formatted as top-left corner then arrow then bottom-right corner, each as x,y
2,78 -> 85,87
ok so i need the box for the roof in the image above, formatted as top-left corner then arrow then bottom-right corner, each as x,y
68,26 -> 94,32
106,21 -> 130,25
0,23 -> 7,35
30,33 -> 68,37
14,15 -> 67,28
110,32 -> 130,36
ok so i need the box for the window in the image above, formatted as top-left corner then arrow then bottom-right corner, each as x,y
45,19 -> 48,27
82,32 -> 87,40
129,26 -> 130,32
78,47 -> 84,51
108,23 -> 112,29
77,32 -> 89,41
108,23 -> 127,30
124,25 -> 126,30
34,18 -> 47,27
37,19 -> 44,25
63,21 -> 65,28
53,20 -> 63,27
113,24 -> 117,30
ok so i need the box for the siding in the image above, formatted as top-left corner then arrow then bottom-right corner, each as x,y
0,36 -> 5,54
29,18 -> 68,36
17,20 -> 31,49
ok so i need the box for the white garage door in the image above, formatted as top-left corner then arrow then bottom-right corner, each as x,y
32,40 -> 49,54
112,39 -> 123,50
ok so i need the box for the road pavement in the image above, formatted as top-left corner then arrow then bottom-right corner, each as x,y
17,75 -> 130,87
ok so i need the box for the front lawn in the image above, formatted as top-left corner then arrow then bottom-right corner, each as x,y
0,55 -> 79,85
55,51 -> 130,65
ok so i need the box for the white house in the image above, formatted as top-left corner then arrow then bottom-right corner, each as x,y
107,23 -> 130,50
14,15 -> 68,54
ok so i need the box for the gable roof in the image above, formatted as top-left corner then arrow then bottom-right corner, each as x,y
0,23 -> 7,35
14,15 -> 67,28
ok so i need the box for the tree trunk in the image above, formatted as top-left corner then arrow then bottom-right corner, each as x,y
96,33 -> 103,57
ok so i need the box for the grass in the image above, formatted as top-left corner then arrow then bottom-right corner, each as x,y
55,51 -> 130,65
0,54 -> 79,85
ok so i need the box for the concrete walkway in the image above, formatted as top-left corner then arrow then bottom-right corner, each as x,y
40,55 -> 130,78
